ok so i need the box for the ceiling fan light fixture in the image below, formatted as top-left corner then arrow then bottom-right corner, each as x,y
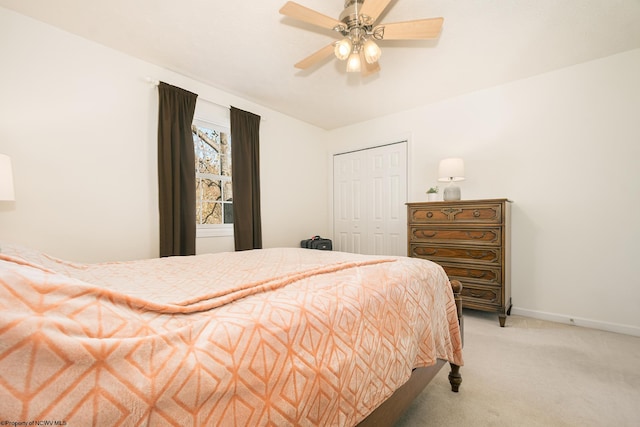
363,38 -> 381,64
334,38 -> 352,60
279,1 -> 445,76
346,51 -> 361,73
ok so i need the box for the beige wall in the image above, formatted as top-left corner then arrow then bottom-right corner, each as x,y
2,6 -> 638,335
0,7 -> 329,262
327,49 -> 640,335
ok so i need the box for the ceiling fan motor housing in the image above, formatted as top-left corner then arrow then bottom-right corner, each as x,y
340,0 -> 373,27
338,0 -> 385,44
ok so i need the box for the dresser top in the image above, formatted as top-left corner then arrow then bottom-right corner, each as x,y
406,198 -> 512,206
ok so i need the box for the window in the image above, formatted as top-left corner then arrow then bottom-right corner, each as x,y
192,120 -> 233,237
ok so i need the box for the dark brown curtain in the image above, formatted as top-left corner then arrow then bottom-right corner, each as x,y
157,82 -> 198,257
230,106 -> 262,251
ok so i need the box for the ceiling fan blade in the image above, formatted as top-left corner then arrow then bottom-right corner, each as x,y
360,51 -> 381,77
376,17 -> 444,40
280,1 -> 343,30
359,0 -> 394,24
295,43 -> 336,69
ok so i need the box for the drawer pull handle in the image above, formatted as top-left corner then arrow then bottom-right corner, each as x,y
469,291 -> 496,302
421,248 -> 437,256
469,271 -> 488,278
467,250 -> 490,259
420,231 -> 437,238
466,231 -> 487,240
473,210 -> 481,217
426,212 -> 433,218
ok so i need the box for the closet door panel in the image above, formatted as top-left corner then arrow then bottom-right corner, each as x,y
333,142 -> 407,256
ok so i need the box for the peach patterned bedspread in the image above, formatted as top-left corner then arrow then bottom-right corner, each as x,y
0,246 -> 462,426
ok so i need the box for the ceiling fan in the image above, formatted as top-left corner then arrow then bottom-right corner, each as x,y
279,0 -> 444,76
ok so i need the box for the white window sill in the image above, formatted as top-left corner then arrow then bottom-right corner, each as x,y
197,227 -> 234,238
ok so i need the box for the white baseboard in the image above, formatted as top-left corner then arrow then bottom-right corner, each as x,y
510,307 -> 640,337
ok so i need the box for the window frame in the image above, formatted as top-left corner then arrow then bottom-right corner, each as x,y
192,117 -> 233,238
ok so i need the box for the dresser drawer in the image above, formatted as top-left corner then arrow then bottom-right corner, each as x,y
439,262 -> 502,286
409,226 -> 502,246
409,203 -> 503,224
410,244 -> 502,265
461,283 -> 502,307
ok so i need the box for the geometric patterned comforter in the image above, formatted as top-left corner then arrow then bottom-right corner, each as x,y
0,246 -> 463,426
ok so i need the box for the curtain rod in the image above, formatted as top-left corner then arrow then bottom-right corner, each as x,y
146,77 -> 230,110
146,77 -> 265,121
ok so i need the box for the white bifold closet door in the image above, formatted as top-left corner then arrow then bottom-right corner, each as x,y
333,141 -> 407,256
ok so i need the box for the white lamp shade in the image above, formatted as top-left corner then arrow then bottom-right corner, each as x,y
438,158 -> 465,182
0,154 -> 15,201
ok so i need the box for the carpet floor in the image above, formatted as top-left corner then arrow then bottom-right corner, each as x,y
396,310 -> 640,426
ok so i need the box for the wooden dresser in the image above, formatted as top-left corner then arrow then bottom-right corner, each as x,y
407,199 -> 512,326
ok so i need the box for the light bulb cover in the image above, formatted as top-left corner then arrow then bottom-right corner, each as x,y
363,39 -> 381,64
346,51 -> 361,73
334,38 -> 352,61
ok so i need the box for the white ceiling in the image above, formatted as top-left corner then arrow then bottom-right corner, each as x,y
2,0 -> 639,130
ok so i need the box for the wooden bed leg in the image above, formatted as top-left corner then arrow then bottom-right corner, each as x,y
448,363 -> 462,392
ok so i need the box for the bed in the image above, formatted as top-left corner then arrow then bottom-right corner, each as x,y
0,245 -> 463,426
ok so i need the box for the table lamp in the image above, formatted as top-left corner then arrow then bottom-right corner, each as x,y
438,158 -> 465,201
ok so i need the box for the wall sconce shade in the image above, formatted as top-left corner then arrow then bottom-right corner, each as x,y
0,154 -> 15,201
437,158 -> 465,201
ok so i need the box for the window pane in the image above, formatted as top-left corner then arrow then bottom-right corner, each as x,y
223,181 -> 233,202
192,121 -> 232,229
224,203 -> 234,224
196,202 -> 202,224
202,178 -> 221,201
220,132 -> 231,177
201,202 -> 222,224
196,178 -> 203,199
193,125 -> 221,175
